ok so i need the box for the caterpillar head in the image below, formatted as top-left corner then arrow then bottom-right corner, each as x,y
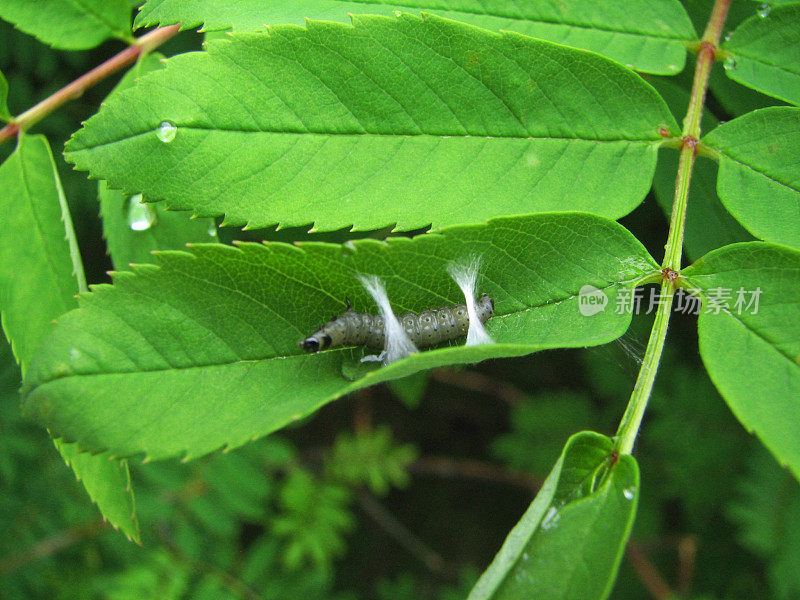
299,333 -> 332,352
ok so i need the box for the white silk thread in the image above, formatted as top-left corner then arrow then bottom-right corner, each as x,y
358,274 -> 418,364
447,257 -> 493,346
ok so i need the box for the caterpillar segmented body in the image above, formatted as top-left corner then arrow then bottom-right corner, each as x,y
299,294 -> 494,353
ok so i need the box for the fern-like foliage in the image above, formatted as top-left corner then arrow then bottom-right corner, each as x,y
727,444 -> 800,600
326,426 -> 419,496
272,468 -> 355,571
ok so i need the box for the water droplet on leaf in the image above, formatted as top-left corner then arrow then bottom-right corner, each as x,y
757,3 -> 771,18
207,222 -> 218,237
156,121 -> 177,143
723,56 -> 737,71
127,194 -> 156,231
724,31 -> 733,42
623,487 -> 636,500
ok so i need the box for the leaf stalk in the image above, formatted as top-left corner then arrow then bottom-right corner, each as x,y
0,24 -> 180,147
615,0 -> 732,454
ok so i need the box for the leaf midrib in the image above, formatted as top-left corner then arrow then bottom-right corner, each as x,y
730,49 -> 800,76
682,276 -> 800,367
16,143 -> 76,317
69,126 -> 665,156
25,273 -> 646,388
717,152 -> 800,196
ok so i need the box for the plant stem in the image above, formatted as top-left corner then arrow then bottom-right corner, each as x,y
0,518 -> 106,576
409,455 -> 541,492
626,541 -> 674,600
615,0 -> 731,455
0,24 -> 180,146
355,490 -> 451,577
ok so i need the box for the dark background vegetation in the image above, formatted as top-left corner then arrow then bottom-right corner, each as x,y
1,5 -> 799,599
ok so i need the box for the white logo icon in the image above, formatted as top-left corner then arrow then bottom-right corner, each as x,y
578,285 -> 608,316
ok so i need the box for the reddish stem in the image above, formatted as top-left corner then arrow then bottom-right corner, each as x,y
626,542 -> 673,600
0,24 -> 180,146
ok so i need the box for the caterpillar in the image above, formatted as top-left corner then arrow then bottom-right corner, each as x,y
299,294 -> 494,353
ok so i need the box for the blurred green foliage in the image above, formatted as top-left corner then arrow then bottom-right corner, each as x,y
1,4 -> 798,600
327,427 -> 418,496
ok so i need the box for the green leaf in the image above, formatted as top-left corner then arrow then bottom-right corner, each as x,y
0,135 -> 82,370
134,0 -> 696,75
682,242 -> 800,479
99,54 -> 218,269
102,185 -> 219,269
0,0 -> 133,50
21,213 -> 658,460
468,431 -> 639,600
0,134 -> 139,542
709,63 -> 787,119
702,107 -> 800,250
54,439 -> 139,541
0,69 -> 10,122
67,14 -> 680,233
722,3 -> 800,106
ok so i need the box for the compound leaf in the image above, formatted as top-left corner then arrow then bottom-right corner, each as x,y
683,242 -> 800,480
722,3 -> 800,106
22,213 -> 658,461
702,107 -> 800,250
0,0 -> 133,50
468,431 -> 639,600
0,134 -> 139,541
134,0 -> 696,75
67,14 -> 679,233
